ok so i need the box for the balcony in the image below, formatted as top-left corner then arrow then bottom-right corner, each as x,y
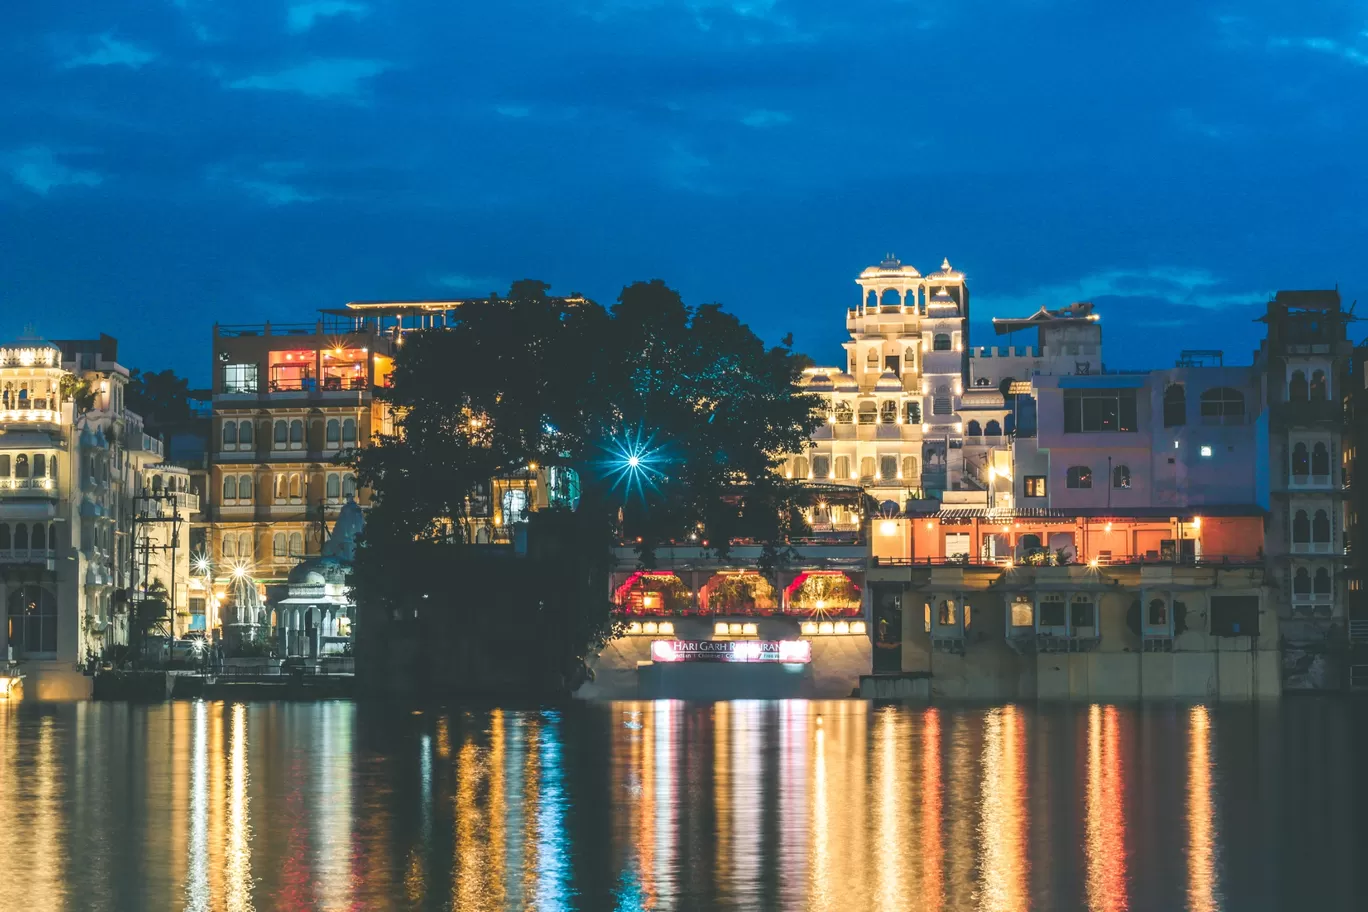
0,547 -> 56,566
0,400 -> 61,426
0,477 -> 58,497
1290,541 -> 1334,554
1288,472 -> 1333,490
1272,401 -> 1341,426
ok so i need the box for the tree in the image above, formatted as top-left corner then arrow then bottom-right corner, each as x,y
126,369 -> 192,432
352,279 -> 821,694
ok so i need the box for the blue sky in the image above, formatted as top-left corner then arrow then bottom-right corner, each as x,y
3,1 -> 1366,384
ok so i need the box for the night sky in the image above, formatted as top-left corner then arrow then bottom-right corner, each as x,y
3,1 -> 1365,384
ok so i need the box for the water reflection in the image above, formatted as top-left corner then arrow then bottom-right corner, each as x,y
0,700 -> 1354,911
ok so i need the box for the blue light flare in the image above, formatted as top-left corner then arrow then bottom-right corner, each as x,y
602,426 -> 666,500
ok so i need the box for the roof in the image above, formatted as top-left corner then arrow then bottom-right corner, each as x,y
873,370 -> 903,392
931,505 -> 1267,522
858,255 -> 921,281
992,301 -> 1099,335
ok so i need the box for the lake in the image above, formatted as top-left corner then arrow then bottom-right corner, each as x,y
0,699 -> 1360,911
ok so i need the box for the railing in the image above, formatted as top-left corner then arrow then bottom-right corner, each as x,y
1289,473 -> 1333,488
218,322 -> 320,338
1347,620 -> 1368,643
0,548 -> 57,562
0,406 -> 61,423
1349,665 -> 1368,692
0,478 -> 57,495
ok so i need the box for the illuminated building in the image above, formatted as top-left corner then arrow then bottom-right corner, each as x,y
1346,339 -> 1368,691
0,333 -> 178,698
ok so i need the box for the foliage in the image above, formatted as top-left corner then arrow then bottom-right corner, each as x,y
59,375 -> 96,413
706,573 -> 776,614
126,368 -> 193,432
352,279 -> 822,693
230,635 -> 277,659
790,573 -> 861,614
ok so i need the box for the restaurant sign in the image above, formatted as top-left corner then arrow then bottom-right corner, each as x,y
650,639 -> 811,664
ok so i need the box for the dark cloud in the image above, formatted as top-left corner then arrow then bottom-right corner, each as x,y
1,0 -> 1365,383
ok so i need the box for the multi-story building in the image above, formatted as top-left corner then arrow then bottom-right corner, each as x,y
1345,341 -> 1368,691
206,316 -> 396,646
1254,290 -> 1351,691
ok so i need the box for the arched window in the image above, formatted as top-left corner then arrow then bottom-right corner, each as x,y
342,418 -> 358,444
151,473 -> 163,494
966,420 -> 982,437
1148,598 -> 1168,626
326,473 -> 341,500
239,419 -> 253,446
222,421 -> 238,447
0,455 -> 8,476
938,599 -> 955,625
834,401 -> 853,424
1200,388 -> 1245,424
0,525 -> 9,550
1292,442 -> 1309,476
1312,442 -> 1330,476
47,523 -> 55,550
273,532 -> 287,557
857,402 -> 877,425
1163,383 -> 1187,427
985,419 -> 1002,437
1289,371 -> 1308,401
880,455 -> 898,481
933,333 -> 951,351
1292,509 -> 1310,543
903,347 -> 916,370
880,400 -> 897,424
866,349 -> 879,368
859,457 -> 875,480
222,535 -> 235,558
903,456 -> 919,479
1067,466 -> 1092,489
15,455 -> 28,478
1314,567 -> 1331,594
8,585 -> 58,655
1293,567 -> 1310,594
1313,509 -> 1330,543
1113,465 -> 1131,489
31,524 -> 44,551
289,532 -> 304,557
275,474 -> 288,501
793,456 -> 810,479
33,454 -> 44,477
342,474 -> 357,498
880,288 -> 901,308
273,420 -> 288,447
933,385 -> 952,415
237,532 -> 253,558
812,455 -> 831,479
834,456 -> 850,480
1310,370 -> 1327,400
223,475 -> 238,501
289,419 -> 304,446
905,401 -> 921,424
326,419 -> 340,446
289,474 -> 302,499
13,523 -> 29,551
238,474 -> 253,502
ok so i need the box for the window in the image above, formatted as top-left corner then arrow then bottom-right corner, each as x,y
933,333 -> 951,351
30,524 -> 44,551
1314,567 -> 1331,594
273,532 -> 287,557
223,363 -> 259,394
237,474 -> 253,502
933,385 -> 952,416
1293,567 -> 1310,594
274,474 -> 288,502
1289,370 -> 1308,401
289,473 -> 303,500
966,420 -> 982,437
33,454 -> 44,477
0,455 -> 8,476
1148,598 -> 1168,626
222,421 -> 238,449
237,532 -> 253,559
273,420 -> 288,448
902,456 -> 918,480
866,349 -> 879,368
984,420 -> 1002,437
222,535 -> 235,558
1113,465 -> 1131,489
342,473 -> 357,498
1024,476 -> 1046,497
14,525 -> 26,550
1070,597 -> 1094,629
1010,595 -> 1033,628
880,400 -> 897,424
239,419 -> 253,447
1312,442 -> 1330,476
834,456 -> 850,480
859,457 -> 875,480
1163,383 -> 1186,427
1292,442 -> 1309,477
326,418 -> 341,447
1039,595 -> 1066,627
1210,596 -> 1259,636
502,488 -> 527,523
223,475 -> 238,501
905,401 -> 921,424
885,355 -> 901,375
289,419 -> 304,448
289,532 -> 304,557
834,401 -> 853,424
1200,446 -> 1213,458
1292,509 -> 1310,543
1067,466 -> 1093,489
0,525 -> 8,550
327,473 -> 341,500
812,455 -> 831,479
937,599 -> 956,626
1200,388 -> 1245,424
857,402 -> 877,425
8,585 -> 58,655
15,455 -> 28,478
880,455 -> 898,481
1310,370 -> 1327,400
1313,509 -> 1330,543
1063,389 -> 1137,433
793,456 -> 809,479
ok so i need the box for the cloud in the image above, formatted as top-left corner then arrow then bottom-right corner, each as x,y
227,58 -> 390,99
287,1 -> 370,34
61,34 -> 156,70
238,179 -> 317,205
980,267 -> 1268,319
740,108 -> 791,127
1268,35 -> 1368,67
6,146 -> 103,195
437,274 -> 505,295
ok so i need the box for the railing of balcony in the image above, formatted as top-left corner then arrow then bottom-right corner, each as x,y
0,478 -> 57,495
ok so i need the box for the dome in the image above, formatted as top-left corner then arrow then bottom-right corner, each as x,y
858,255 -> 922,281
805,372 -> 834,392
874,370 -> 903,392
322,496 -> 365,561
832,372 -> 859,391
928,257 -> 964,280
0,332 -> 62,368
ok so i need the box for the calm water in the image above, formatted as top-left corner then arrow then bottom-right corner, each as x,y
0,700 -> 1361,912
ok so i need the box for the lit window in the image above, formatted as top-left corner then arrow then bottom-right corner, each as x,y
1200,445 -> 1213,458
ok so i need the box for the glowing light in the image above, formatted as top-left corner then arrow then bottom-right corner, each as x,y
879,520 -> 898,536
628,621 -> 643,634
658,621 -> 674,635
1105,522 -> 1113,532
1192,516 -> 1202,529
643,621 -> 659,635
651,640 -> 679,662
818,621 -> 834,635
1089,558 -> 1100,569
715,621 -> 729,636
628,455 -> 640,468
801,621 -> 819,635
603,426 -> 666,500
814,599 -> 826,611
850,620 -> 867,635
232,564 -> 248,579
778,640 -> 811,662
742,623 -> 758,636
834,621 -> 850,634
926,522 -> 934,530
